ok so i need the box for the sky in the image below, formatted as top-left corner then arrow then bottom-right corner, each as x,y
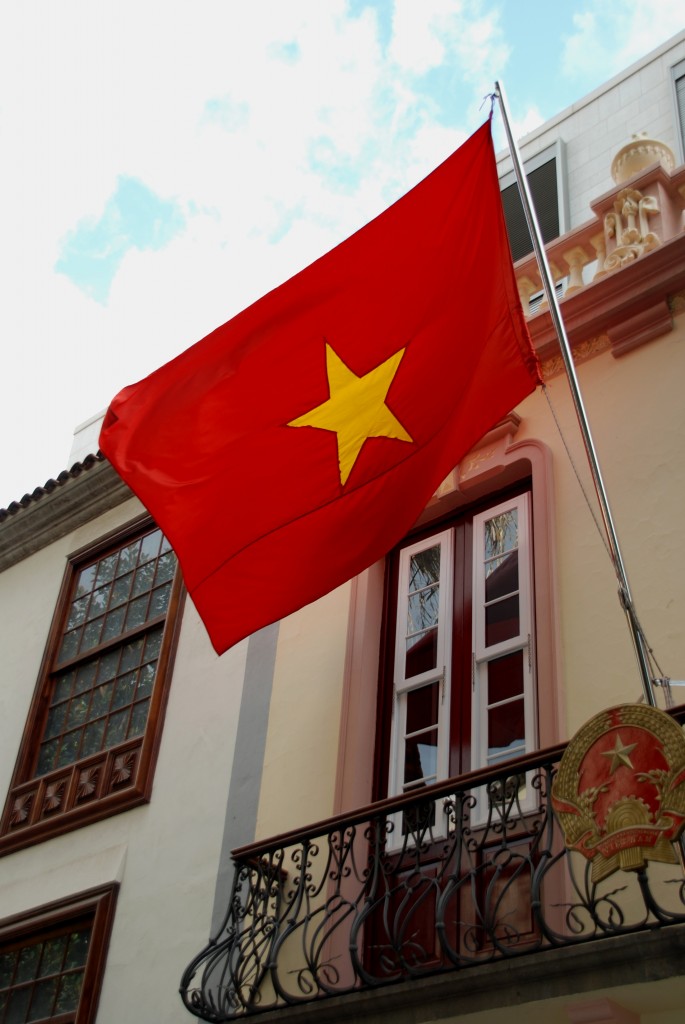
0,0 -> 682,508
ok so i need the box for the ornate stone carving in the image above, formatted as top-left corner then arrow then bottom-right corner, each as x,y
541,335 -> 611,379
603,187 -> 660,272
611,132 -> 675,184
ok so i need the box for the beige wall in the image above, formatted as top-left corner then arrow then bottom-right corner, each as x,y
518,316 -> 685,733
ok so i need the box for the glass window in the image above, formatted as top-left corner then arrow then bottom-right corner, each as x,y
0,887 -> 116,1024
0,520 -> 183,855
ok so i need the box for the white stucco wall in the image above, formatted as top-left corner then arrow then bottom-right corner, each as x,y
0,495 -> 248,1022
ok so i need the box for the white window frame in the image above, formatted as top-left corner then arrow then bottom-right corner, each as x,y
470,493 -> 537,823
499,139 -> 569,262
386,493 -> 538,838
670,58 -> 685,164
389,529 -> 453,796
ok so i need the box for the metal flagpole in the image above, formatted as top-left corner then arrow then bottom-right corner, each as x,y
494,81 -> 656,707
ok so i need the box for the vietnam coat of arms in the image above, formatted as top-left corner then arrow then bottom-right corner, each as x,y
551,704 -> 685,882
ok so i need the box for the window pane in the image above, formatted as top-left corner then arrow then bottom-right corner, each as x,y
66,694 -> 90,730
485,549 -> 518,602
112,672 -> 136,711
36,739 -> 59,776
105,710 -> 129,747
56,731 -> 81,769
121,637 -> 145,672
110,572 -> 133,608
98,650 -> 120,683
53,671 -> 75,704
488,696 -> 525,763
74,662 -> 97,695
156,551 -> 175,584
489,650 -> 524,705
6,984 -> 31,1021
64,932 -> 89,970
129,699 -> 150,739
44,704 -> 67,740
404,729 -> 438,785
407,583 -> 439,634
28,977 -> 58,1020
124,596 -> 149,632
405,628 -> 438,678
75,564 -> 96,597
409,546 -> 440,591
136,661 -> 156,699
95,552 -> 118,586
40,937 -> 67,976
102,605 -> 126,642
149,581 -> 172,617
484,509 -> 518,560
117,541 -> 141,577
139,529 -> 162,563
58,629 -> 81,664
16,945 -> 40,983
81,618 -> 104,652
86,583 -> 111,622
54,971 -> 83,1014
82,719 -> 106,757
132,561 -> 155,598
406,683 -> 439,734
143,629 -> 162,661
0,951 -> 17,988
485,594 -> 519,646
66,595 -> 89,631
89,682 -> 113,719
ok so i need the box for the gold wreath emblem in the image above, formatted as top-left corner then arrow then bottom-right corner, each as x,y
551,704 -> 685,881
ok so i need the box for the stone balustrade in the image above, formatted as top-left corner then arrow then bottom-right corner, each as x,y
514,140 -> 685,321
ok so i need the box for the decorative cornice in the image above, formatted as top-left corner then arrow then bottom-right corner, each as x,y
0,458 -> 133,573
527,233 -> 685,362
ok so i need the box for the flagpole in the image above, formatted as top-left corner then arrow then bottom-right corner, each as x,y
494,81 -> 656,707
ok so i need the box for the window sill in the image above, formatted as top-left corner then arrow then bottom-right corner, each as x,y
0,737 -> 149,857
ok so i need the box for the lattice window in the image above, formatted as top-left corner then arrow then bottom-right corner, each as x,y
0,886 -> 116,1024
0,518 -> 183,855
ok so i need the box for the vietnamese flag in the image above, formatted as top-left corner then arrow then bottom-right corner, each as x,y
99,117 -> 541,654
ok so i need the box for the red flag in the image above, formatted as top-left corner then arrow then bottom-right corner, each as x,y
99,118 -> 541,654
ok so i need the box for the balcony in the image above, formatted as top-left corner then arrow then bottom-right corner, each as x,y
180,711 -> 685,1022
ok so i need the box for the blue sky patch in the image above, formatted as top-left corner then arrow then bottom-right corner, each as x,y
55,177 -> 185,303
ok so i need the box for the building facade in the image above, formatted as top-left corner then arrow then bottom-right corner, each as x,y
2,30 -> 685,1024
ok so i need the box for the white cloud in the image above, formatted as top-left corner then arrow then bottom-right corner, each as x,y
0,0 -> 679,506
561,1 -> 683,82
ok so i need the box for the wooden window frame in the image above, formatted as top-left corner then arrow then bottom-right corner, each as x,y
0,515 -> 184,857
0,884 -> 117,1024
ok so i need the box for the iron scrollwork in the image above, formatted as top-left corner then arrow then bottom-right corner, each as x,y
181,737 -> 685,1020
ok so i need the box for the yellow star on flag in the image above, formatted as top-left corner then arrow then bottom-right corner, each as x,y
289,343 -> 413,486
601,733 -> 638,774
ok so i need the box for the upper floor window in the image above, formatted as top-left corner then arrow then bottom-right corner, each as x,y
0,885 -> 116,1024
0,518 -> 183,856
500,140 -> 568,263
672,58 -> 685,163
378,489 -> 537,825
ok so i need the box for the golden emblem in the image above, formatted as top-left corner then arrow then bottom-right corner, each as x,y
552,704 -> 685,882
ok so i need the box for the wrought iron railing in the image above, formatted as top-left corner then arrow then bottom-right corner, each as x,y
180,732 -> 685,1021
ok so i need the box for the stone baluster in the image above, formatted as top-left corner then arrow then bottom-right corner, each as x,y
562,246 -> 591,297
